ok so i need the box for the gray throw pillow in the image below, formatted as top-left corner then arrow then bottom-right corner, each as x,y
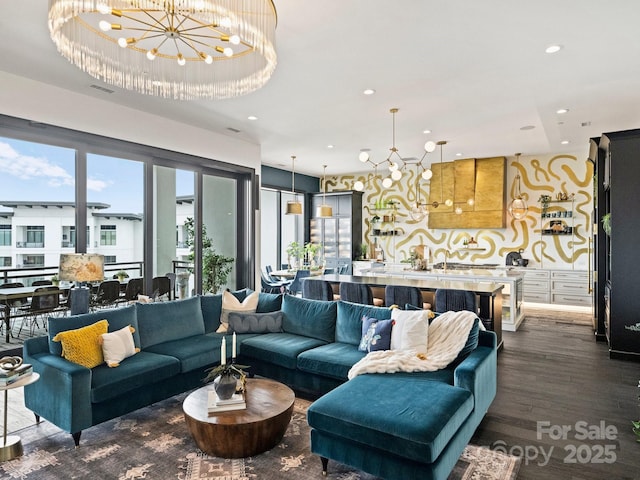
227,311 -> 283,334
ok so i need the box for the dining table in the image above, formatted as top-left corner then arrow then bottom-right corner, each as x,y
0,286 -> 68,343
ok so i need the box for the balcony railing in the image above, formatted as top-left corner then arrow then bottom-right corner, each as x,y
16,242 -> 45,248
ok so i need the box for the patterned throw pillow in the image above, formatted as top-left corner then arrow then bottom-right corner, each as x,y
52,319 -> 109,368
217,290 -> 259,333
358,316 -> 393,352
228,311 -> 283,334
100,325 -> 140,367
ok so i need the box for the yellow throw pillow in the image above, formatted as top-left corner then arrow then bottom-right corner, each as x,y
52,319 -> 109,368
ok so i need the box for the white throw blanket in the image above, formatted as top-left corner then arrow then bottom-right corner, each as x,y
347,310 -> 480,379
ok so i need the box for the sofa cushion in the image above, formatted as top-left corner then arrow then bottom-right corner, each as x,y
52,319 -> 109,368
90,351 -> 180,403
136,297 -> 205,349
228,311 -> 283,334
450,317 -> 480,366
218,290 -> 259,333
200,291 -> 281,334
240,333 -> 327,369
256,292 -> 283,313
390,309 -> 430,353
144,334 -> 220,373
336,301 -> 391,346
282,295 -> 337,343
101,325 -> 138,367
307,374 -> 474,464
358,317 -> 393,352
48,305 -> 139,356
297,342 -> 366,380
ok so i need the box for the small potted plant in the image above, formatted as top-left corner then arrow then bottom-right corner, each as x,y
51,274 -> 59,286
203,362 -> 250,400
116,270 -> 129,282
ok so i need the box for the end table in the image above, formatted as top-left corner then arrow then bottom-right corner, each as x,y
1,373 -> 39,461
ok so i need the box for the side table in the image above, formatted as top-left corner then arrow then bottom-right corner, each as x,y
0,373 -> 39,461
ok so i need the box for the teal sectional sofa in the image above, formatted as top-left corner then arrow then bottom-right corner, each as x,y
23,291 -> 496,480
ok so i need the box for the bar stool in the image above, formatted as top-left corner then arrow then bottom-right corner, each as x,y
338,282 -> 383,306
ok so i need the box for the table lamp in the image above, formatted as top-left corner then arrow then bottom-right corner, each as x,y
58,253 -> 105,315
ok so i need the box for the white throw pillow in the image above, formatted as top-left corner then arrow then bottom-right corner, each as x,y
390,309 -> 430,354
100,325 -> 139,368
217,290 -> 259,333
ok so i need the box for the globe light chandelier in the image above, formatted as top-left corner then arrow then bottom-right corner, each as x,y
508,152 -> 528,219
48,0 -> 278,100
354,108 -> 436,191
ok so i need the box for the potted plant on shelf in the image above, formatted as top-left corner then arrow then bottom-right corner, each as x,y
539,194 -> 551,218
51,274 -> 59,286
601,213 -> 611,236
116,270 -> 129,282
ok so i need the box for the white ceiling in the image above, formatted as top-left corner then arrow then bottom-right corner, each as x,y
2,1 -> 640,176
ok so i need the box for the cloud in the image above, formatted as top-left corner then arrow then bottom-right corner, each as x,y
87,178 -> 110,192
0,141 -> 74,187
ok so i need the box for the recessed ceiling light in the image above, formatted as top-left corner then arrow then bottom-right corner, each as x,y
520,125 -> 536,131
556,108 -> 569,114
561,140 -> 570,145
545,45 -> 562,54
327,144 -> 334,149
456,152 -> 463,157
247,115 -> 258,120
363,89 -> 376,95
423,129 -> 432,134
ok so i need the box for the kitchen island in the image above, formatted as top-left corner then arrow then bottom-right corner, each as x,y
352,261 -> 525,332
307,273 -> 504,350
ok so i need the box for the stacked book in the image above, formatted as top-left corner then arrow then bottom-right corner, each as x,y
207,390 -> 246,415
0,363 -> 33,387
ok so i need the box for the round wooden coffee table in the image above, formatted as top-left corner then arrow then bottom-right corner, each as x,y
183,378 -> 295,458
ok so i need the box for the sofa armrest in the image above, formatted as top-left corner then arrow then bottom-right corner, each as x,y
23,339 -> 93,434
453,331 -> 497,414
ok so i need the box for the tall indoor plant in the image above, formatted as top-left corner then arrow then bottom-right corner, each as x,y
184,217 -> 234,294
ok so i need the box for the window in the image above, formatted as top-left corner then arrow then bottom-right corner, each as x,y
0,225 -> 10,246
104,255 -> 116,264
0,257 -> 11,267
26,226 -> 45,247
100,225 -> 117,246
22,255 -> 44,267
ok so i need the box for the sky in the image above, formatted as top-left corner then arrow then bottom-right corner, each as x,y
0,136 -> 194,213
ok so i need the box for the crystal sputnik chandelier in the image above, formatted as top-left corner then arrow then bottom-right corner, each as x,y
48,0 -> 278,100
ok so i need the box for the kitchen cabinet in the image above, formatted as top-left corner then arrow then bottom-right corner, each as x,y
310,191 -> 363,274
595,129 -> 640,359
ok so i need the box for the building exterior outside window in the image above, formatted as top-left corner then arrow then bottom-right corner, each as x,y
100,225 -> 117,246
0,225 -> 10,246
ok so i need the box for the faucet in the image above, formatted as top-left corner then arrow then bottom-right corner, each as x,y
443,249 -> 450,272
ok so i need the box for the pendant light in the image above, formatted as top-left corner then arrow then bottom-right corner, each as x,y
316,165 -> 333,217
508,153 -> 528,219
410,165 -> 427,221
435,141 -> 452,207
285,155 -> 303,215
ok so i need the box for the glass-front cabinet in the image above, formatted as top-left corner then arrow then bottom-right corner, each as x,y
310,191 -> 362,274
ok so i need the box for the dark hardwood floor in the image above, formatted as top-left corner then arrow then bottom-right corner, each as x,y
472,308 -> 640,479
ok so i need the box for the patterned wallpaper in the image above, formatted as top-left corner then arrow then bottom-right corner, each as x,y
325,153 -> 593,270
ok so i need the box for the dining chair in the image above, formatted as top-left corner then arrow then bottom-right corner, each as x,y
18,286 -> 61,336
151,276 -> 172,301
287,270 -> 310,296
434,289 -> 477,314
116,277 -> 144,304
165,273 -> 177,300
92,280 -> 121,310
302,279 -> 334,301
261,270 -> 287,294
339,282 -> 383,306
32,280 -> 53,286
384,285 -> 431,310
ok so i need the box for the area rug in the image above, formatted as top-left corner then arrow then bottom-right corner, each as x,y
2,392 -> 520,480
